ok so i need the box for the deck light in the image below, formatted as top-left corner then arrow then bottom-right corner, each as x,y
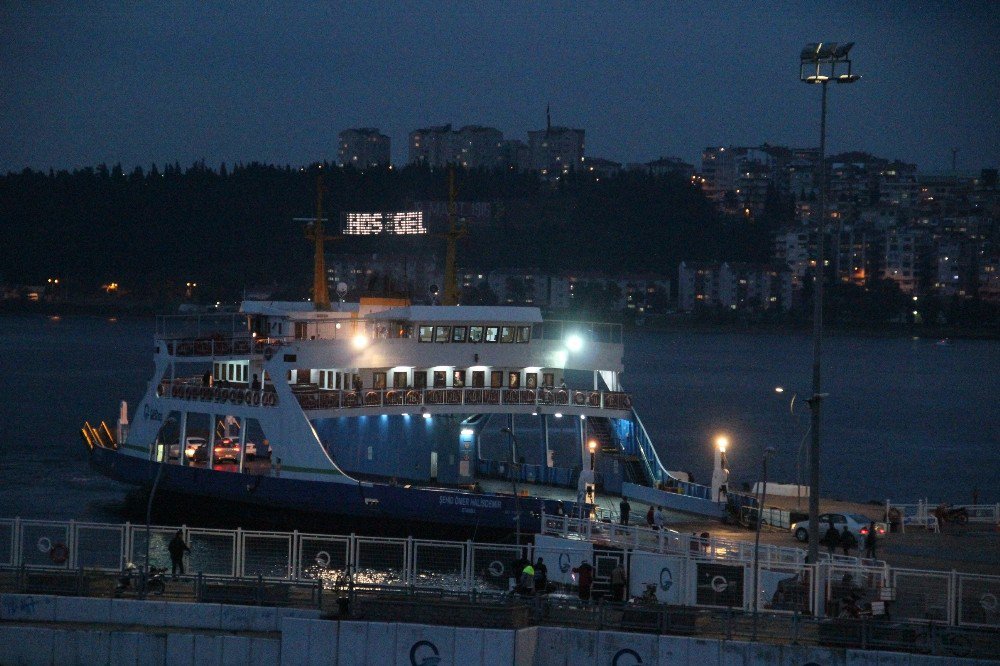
588,440 -> 597,454
352,334 -> 367,349
565,334 -> 584,352
715,435 -> 729,452
422,413 -> 432,420
461,428 -> 474,436
554,413 -> 563,418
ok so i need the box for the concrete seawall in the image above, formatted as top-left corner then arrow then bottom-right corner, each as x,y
1,593 -> 994,665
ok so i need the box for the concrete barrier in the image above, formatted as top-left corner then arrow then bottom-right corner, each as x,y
394,623 -> 456,666
657,635 -> 690,664
0,593 -> 58,621
280,617 -> 338,666
54,596 -> 112,624
515,626 -> 538,666
597,630 -> 659,665
0,625 -> 56,664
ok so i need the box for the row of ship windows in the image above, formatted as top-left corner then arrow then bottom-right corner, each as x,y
417,324 -> 531,344
316,369 -> 556,390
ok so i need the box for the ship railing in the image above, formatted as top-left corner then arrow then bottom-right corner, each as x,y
628,406 -> 714,501
290,387 -> 633,412
155,312 -> 248,339
161,335 -> 279,358
156,378 -> 280,407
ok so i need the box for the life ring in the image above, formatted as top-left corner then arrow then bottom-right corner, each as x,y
555,389 -> 568,404
364,391 -> 379,406
252,392 -> 262,406
385,390 -> 398,403
573,391 -> 586,406
587,392 -> 600,407
406,390 -> 421,405
49,543 -> 69,565
219,388 -> 230,402
233,389 -> 244,405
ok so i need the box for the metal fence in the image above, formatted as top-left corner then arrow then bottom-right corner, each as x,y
1,516 -> 997,630
886,500 -> 1000,532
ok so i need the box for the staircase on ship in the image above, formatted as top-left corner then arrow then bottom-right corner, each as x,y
586,415 -> 654,488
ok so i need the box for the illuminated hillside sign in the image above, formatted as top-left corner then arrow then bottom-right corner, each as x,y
342,211 -> 428,235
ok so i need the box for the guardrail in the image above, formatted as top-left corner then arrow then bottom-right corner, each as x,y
156,379 -> 279,407
627,407 -> 713,501
2,516 -> 997,631
289,387 -> 633,412
886,500 -> 999,533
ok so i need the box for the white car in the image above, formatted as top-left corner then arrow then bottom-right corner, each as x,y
168,437 -> 207,460
791,513 -> 886,543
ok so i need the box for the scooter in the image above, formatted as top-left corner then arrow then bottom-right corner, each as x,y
114,563 -> 167,597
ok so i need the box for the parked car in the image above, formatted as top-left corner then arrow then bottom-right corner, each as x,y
168,437 -> 208,460
791,513 -> 886,543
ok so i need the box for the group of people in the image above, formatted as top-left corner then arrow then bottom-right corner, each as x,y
821,521 -> 879,559
518,557 -> 628,603
516,557 -> 549,596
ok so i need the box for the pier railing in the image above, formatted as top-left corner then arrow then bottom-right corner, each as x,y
2,516 -> 997,630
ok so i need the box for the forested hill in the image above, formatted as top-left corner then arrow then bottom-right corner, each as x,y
0,162 -> 779,302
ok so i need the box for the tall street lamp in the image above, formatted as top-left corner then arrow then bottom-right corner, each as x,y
751,446 -> 776,641
588,439 -> 597,471
799,41 -> 860,565
500,427 -> 521,546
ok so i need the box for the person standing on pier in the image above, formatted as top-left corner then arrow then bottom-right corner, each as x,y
168,530 -> 191,579
573,561 -> 594,603
864,522 -> 879,559
619,497 -> 631,526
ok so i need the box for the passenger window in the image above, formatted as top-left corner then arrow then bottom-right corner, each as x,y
373,372 -> 387,389
452,326 -> 467,342
508,372 -> 520,388
418,326 -> 434,343
500,326 -> 515,343
452,370 -> 465,387
434,326 -> 451,342
516,326 -> 531,343
485,327 -> 499,343
490,370 -> 503,388
433,371 -> 447,388
471,371 -> 485,387
414,371 -> 427,389
469,326 -> 484,343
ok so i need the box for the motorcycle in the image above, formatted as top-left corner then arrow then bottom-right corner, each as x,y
934,504 -> 969,526
114,563 -> 167,597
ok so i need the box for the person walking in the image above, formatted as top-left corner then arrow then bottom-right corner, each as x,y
654,506 -> 667,530
840,525 -> 858,556
864,522 -> 879,559
646,505 -> 655,528
822,521 -> 840,556
572,561 -> 594,602
167,530 -> 191,579
619,497 -> 631,526
611,561 -> 627,602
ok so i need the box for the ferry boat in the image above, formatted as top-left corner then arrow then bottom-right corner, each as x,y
82,297 -> 719,535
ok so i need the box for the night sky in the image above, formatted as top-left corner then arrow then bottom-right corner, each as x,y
3,2 -> 998,174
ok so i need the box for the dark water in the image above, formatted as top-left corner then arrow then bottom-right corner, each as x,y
0,314 -> 996,524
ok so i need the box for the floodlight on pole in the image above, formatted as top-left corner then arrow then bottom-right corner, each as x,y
798,41 -> 860,575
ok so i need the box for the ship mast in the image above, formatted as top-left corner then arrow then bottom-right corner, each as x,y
441,167 -> 467,306
306,167 -> 332,310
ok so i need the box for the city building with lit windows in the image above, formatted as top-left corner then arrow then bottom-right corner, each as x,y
527,126 -> 585,174
337,128 -> 390,168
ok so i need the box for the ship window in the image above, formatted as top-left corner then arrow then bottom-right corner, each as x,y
543,372 -> 555,388
283,354 -> 297,362
452,370 -> 465,387
508,372 -> 520,388
485,327 -> 499,343
517,326 -> 531,343
525,373 -> 537,389
500,326 -> 515,343
418,326 -> 434,343
490,370 -> 503,388
433,371 -> 447,388
414,371 -> 427,389
228,365 -> 234,381
452,326 -> 467,342
373,372 -> 387,389
393,371 -> 408,388
471,370 -> 485,387
469,326 -> 484,343
434,326 -> 451,342
294,322 -> 308,340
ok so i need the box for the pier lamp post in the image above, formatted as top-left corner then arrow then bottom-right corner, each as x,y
711,436 -> 730,502
799,41 -> 860,566
500,427 -> 521,546
751,446 -> 776,641
588,439 -> 597,471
